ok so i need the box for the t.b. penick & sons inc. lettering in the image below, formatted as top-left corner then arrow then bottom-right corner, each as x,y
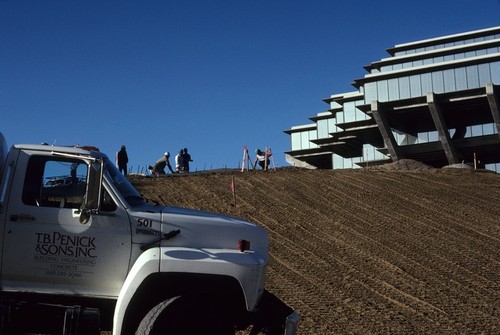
34,232 -> 97,278
35,232 -> 97,258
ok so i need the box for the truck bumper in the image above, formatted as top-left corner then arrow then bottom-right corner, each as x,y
285,311 -> 300,335
246,290 -> 299,335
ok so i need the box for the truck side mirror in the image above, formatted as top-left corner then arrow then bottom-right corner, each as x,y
85,159 -> 103,211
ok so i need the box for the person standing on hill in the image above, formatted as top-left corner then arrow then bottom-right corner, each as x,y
175,149 -> 184,173
182,148 -> 193,172
116,145 -> 129,175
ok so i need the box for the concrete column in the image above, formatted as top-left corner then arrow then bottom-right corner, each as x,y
486,82 -> 500,140
426,92 -> 460,165
371,101 -> 400,161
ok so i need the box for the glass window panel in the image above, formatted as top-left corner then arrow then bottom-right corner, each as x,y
491,61 -> 500,83
309,130 -> 318,148
432,71 -> 444,93
392,130 -> 405,145
291,133 -> 301,150
373,147 -> 387,160
301,131 -> 310,149
410,75 -> 422,97
333,154 -> 345,169
418,132 -> 429,143
330,101 -> 342,109
471,125 -> 483,137
455,67 -> 467,90
478,63 -> 491,86
328,118 -> 337,133
484,163 -> 497,173
336,111 -> 344,124
433,56 -> 444,63
423,58 -> 433,65
355,107 -> 367,122
393,64 -> 402,70
412,60 -> 423,67
363,145 -> 375,161
399,76 -> 410,99
377,80 -> 389,102
428,131 -> 438,142
388,78 -> 399,100
465,51 -> 476,58
464,126 -> 472,138
476,49 -> 486,56
344,102 -> 356,122
444,55 -> 454,61
421,73 -> 432,94
364,82 -> 377,103
483,123 -> 495,135
317,120 -> 329,138
443,69 -> 456,92
466,65 -> 479,88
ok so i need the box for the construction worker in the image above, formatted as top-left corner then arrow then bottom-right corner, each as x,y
175,149 -> 184,173
254,149 -> 271,170
148,152 -> 175,176
116,145 -> 129,175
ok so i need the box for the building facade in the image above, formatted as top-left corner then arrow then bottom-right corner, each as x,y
285,26 -> 500,172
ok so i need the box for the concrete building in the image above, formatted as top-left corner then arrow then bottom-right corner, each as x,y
285,26 -> 500,172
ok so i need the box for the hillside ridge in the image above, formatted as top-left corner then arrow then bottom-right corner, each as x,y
129,164 -> 500,334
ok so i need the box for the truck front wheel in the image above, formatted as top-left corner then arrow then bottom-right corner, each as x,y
135,295 -> 234,335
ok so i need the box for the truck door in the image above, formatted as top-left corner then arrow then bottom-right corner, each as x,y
1,150 -> 132,297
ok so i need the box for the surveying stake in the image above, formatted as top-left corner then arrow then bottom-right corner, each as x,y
241,145 -> 254,172
265,146 -> 277,171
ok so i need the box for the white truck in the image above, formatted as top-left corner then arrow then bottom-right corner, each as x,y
0,133 -> 298,335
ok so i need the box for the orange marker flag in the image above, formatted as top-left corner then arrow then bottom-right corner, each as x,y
231,176 -> 236,206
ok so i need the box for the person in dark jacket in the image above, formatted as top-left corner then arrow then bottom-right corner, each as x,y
182,148 -> 193,172
116,145 -> 129,175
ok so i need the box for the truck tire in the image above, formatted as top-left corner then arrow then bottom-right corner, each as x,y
135,295 -> 234,335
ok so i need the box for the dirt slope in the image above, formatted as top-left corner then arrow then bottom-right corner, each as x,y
129,162 -> 500,335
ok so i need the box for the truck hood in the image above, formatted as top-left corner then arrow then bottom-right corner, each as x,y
163,206 -> 268,255
129,204 -> 268,258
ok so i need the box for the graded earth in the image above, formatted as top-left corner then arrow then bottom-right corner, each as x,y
125,161 -> 499,335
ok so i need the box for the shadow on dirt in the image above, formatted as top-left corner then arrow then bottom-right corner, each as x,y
239,290 -> 297,335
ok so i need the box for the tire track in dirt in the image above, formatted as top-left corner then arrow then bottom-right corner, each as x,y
336,171 -> 500,321
130,166 -> 500,335
242,173 -> 464,334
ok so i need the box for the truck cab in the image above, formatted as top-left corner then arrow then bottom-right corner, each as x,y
0,135 -> 272,334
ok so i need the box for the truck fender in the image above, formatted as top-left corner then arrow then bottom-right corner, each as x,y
112,248 -> 160,335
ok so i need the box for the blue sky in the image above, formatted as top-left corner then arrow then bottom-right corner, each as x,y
1,0 -> 499,173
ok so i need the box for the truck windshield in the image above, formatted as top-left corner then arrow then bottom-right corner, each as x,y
103,157 -> 146,207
